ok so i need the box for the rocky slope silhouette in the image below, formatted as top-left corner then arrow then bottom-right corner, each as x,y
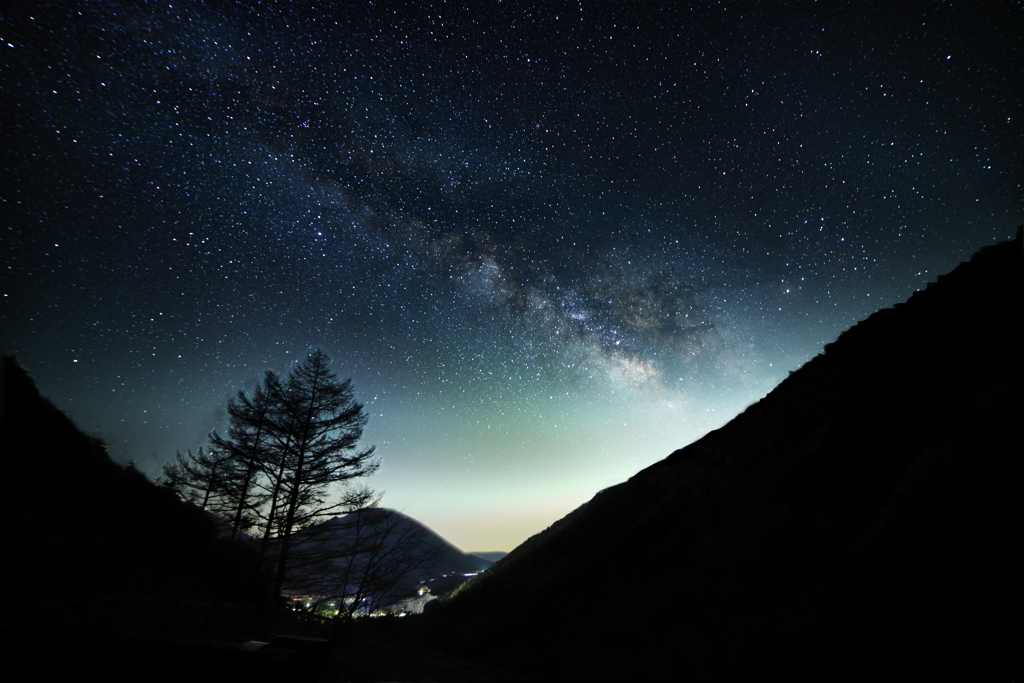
432,229 -> 1022,680
1,355 -> 266,616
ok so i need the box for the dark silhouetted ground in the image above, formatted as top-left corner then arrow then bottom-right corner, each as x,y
424,228 -> 1022,680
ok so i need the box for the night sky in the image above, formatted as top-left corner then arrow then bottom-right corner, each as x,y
3,1 -> 1020,552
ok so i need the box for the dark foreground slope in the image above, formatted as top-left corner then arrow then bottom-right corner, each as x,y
1,356 -> 286,681
432,230 -> 1022,680
1,355 -> 266,623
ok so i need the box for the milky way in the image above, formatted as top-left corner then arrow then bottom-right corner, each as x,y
3,1 -> 1020,550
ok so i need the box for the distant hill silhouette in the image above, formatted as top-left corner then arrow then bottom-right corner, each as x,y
1,355 -> 266,619
283,507 -> 491,607
433,229 -> 1022,680
469,551 -> 508,563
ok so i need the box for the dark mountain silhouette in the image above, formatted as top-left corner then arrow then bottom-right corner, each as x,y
469,551 -> 508,563
432,229 -> 1022,680
283,507 -> 491,607
1,354 -> 266,617
1,355 -> 285,681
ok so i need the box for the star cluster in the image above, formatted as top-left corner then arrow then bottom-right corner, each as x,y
2,1 -> 1020,550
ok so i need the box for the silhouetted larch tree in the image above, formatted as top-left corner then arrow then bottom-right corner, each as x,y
265,349 -> 379,599
161,445 -> 236,513
208,374 -> 277,541
166,350 -> 381,609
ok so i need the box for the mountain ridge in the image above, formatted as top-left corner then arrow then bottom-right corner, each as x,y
283,506 -> 491,609
433,228 -> 1022,679
1,354 -> 267,622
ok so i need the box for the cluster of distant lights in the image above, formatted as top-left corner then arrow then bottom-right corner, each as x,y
286,571 -> 481,618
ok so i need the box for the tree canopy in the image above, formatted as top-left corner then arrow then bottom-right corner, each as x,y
164,349 -> 380,600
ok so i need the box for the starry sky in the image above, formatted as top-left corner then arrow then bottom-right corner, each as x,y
3,1 -> 1020,552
